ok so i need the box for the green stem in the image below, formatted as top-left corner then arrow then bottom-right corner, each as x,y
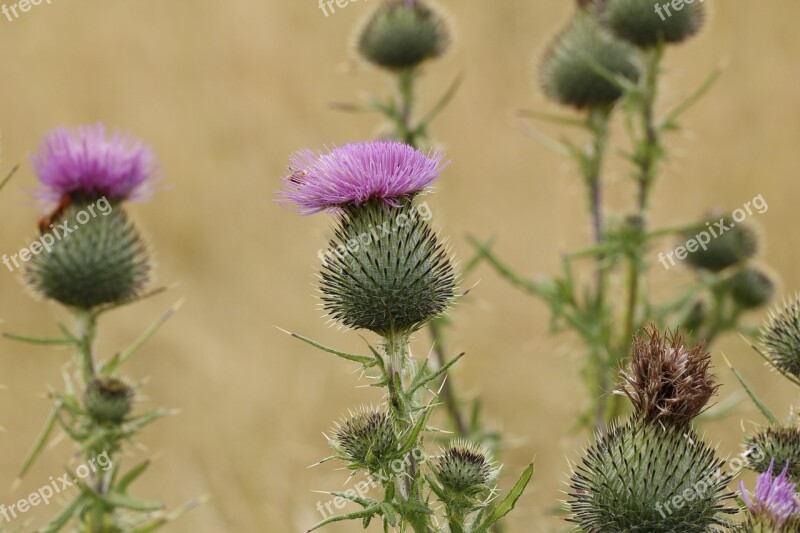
75,311 -> 97,384
396,68 -> 417,145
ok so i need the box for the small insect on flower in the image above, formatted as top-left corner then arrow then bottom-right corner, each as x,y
37,195 -> 72,235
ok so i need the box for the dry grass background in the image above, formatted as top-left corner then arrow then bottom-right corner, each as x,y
0,1 -> 799,531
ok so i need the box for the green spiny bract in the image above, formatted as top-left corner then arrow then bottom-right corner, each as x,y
540,11 -> 639,109
331,408 -> 400,472
357,0 -> 449,71
745,426 -> 800,481
432,440 -> 495,496
26,202 -> 150,310
84,377 -> 134,424
727,267 -> 775,310
683,216 -> 758,273
597,0 -> 705,48
319,198 -> 455,336
761,296 -> 800,378
736,513 -> 800,533
568,420 -> 736,532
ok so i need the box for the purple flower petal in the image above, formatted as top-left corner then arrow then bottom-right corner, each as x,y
741,459 -> 800,526
276,141 -> 448,215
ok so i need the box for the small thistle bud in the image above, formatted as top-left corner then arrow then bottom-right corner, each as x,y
620,326 -> 718,427
683,215 -> 758,272
739,460 -> 800,532
569,421 -> 735,532
357,0 -> 449,71
540,12 -> 639,109
745,426 -> 800,481
332,408 -> 399,470
320,198 -> 455,335
597,0 -> 705,48
681,299 -> 708,334
26,201 -> 150,310
761,296 -> 800,378
727,268 -> 775,310
84,377 -> 134,423
433,440 -> 495,496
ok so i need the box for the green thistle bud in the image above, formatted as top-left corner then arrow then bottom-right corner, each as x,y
569,420 -> 736,532
319,198 -> 455,336
598,0 -> 705,48
745,426 -> 800,481
26,201 -> 150,310
728,268 -> 775,310
620,326 -> 718,427
760,296 -> 800,378
332,408 -> 399,470
683,215 -> 758,272
433,440 -> 496,497
540,11 -> 639,109
84,377 -> 134,423
357,0 -> 449,71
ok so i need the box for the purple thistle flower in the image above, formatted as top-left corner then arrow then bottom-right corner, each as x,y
277,141 -> 448,215
740,459 -> 800,526
32,123 -> 158,203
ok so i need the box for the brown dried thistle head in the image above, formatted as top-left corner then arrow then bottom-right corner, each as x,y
619,326 -> 719,427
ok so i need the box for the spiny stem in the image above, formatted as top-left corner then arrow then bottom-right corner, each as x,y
75,311 -> 97,384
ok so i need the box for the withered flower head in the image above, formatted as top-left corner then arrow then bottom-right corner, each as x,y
619,326 -> 719,427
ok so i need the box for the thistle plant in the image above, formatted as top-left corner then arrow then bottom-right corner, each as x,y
738,461 -> 800,532
568,326 -> 737,531
3,124 -> 195,531
469,0 -> 775,431
278,140 -> 533,532
337,0 -> 501,457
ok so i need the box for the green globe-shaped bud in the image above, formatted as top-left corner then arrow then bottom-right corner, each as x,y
598,0 -> 705,48
357,0 -> 449,71
433,440 -> 495,496
683,216 -> 758,272
569,421 -> 736,532
320,198 -> 455,336
332,408 -> 399,470
728,268 -> 775,310
84,377 -> 134,424
745,426 -> 800,481
760,296 -> 800,379
26,201 -> 150,310
540,12 -> 640,109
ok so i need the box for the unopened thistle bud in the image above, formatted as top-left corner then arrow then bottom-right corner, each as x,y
597,0 -> 705,48
357,0 -> 449,71
540,11 -> 639,109
746,426 -> 800,482
620,326 -> 718,427
761,296 -> 800,378
569,421 -> 735,531
84,377 -> 134,424
728,267 -> 775,310
332,408 -> 399,471
26,202 -> 150,310
683,215 -> 758,272
433,440 -> 496,497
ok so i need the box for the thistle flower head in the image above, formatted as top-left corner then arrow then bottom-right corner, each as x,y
746,426 -> 800,482
683,215 -> 758,272
277,141 -> 447,215
569,420 -> 735,531
331,408 -> 399,470
84,377 -> 134,424
761,295 -> 800,378
539,11 -> 639,109
740,460 -> 800,529
620,326 -> 718,427
32,123 -> 157,203
433,440 -> 496,495
357,0 -> 449,70
597,0 -> 705,48
727,267 -> 775,310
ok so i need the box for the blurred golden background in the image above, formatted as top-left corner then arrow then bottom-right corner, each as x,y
0,0 -> 799,531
